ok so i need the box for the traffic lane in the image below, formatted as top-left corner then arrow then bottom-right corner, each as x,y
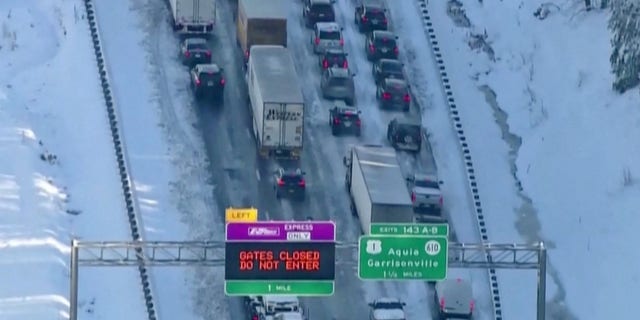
328,0 -> 445,313
287,4 -> 371,320
195,1 -> 279,317
211,0 -> 300,224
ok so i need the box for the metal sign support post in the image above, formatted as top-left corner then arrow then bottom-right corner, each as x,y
537,243 -> 547,320
70,239 -> 79,320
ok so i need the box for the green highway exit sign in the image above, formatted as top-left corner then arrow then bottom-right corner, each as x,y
225,280 -> 334,296
370,223 -> 449,237
358,235 -> 448,281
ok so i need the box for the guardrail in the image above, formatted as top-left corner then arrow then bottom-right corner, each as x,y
81,1 -> 158,320
413,0 -> 503,318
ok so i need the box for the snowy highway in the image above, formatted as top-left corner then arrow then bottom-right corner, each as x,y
91,0 -> 496,318
8,0 -> 638,319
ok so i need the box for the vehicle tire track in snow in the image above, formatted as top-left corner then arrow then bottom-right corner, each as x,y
137,0 -> 243,318
83,1 -> 158,319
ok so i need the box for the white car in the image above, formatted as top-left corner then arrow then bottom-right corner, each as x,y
434,278 -> 475,319
368,298 -> 406,320
406,173 -> 444,218
312,22 -> 344,54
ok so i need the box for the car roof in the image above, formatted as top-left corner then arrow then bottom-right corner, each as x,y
185,38 -> 207,45
364,1 -> 385,10
364,2 -> 384,13
373,30 -> 395,39
374,297 -> 403,304
195,64 -> 221,73
316,22 -> 341,31
436,278 -> 473,301
328,67 -> 351,77
384,78 -> 407,87
325,49 -> 346,55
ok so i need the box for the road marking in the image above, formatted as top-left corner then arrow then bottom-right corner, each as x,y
255,169 -> 261,181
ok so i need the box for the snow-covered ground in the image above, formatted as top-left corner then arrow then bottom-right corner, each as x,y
425,0 -> 640,319
0,0 -> 148,319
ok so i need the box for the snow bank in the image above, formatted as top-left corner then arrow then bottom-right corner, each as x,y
428,0 -> 640,318
0,0 -> 147,318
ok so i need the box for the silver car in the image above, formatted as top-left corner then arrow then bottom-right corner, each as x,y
312,22 -> 344,54
321,67 -> 356,105
434,278 -> 475,319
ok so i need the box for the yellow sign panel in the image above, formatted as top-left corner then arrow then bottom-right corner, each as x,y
225,207 -> 258,222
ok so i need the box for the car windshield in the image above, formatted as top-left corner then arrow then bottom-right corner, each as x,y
188,43 -> 207,50
375,302 -> 404,310
312,4 -> 334,14
375,36 -> 396,47
415,179 -> 439,188
320,30 -> 341,40
382,62 -> 403,73
330,77 -> 351,87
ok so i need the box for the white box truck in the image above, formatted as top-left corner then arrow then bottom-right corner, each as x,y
237,0 -> 287,64
343,145 -> 415,233
247,45 -> 304,159
169,0 -> 216,36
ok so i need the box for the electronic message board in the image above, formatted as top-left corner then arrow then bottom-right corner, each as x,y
225,241 -> 335,281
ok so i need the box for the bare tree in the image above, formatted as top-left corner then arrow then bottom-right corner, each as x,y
609,0 -> 640,93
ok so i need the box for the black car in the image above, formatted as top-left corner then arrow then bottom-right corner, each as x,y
180,38 -> 212,67
354,0 -> 388,32
372,59 -> 405,84
387,116 -> 422,152
190,64 -> 225,101
319,49 -> 349,70
303,0 -> 336,28
274,168 -> 306,200
329,101 -> 361,136
376,78 -> 411,111
366,30 -> 399,61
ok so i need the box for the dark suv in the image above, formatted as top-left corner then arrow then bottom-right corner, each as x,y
365,30 -> 399,61
372,59 -> 404,84
274,168 -> 306,200
330,101 -> 361,136
387,116 -> 422,152
376,78 -> 411,111
354,0 -> 388,32
303,0 -> 336,28
190,64 -> 225,101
